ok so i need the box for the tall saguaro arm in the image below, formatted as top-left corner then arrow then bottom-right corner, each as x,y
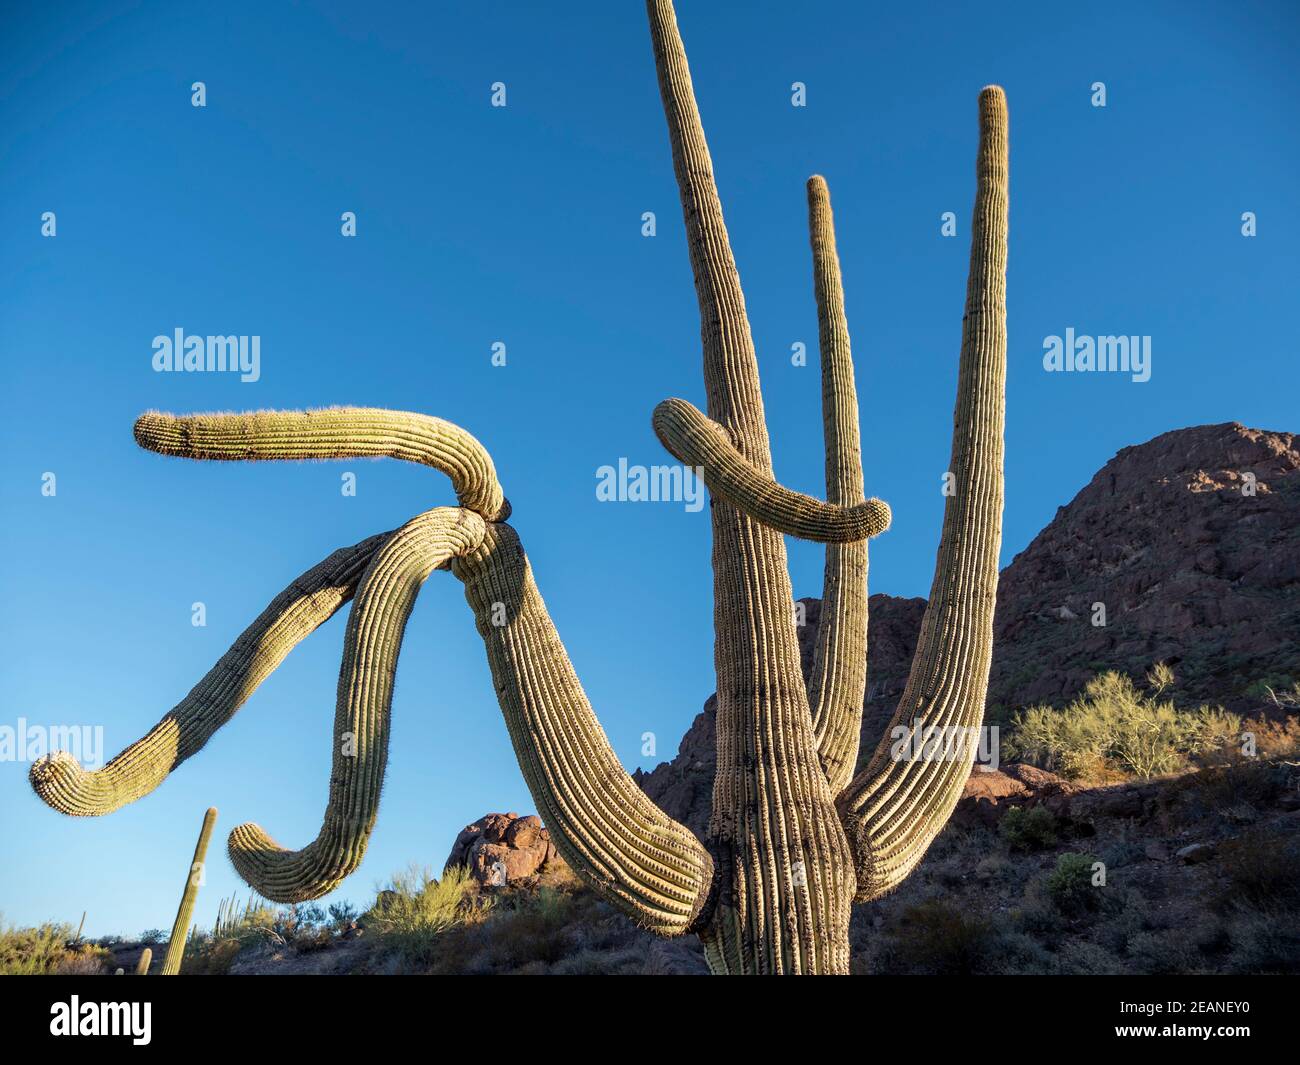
837,86 -> 1009,900
803,175 -> 873,797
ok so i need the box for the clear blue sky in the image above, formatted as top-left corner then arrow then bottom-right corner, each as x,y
1,1 -> 1296,938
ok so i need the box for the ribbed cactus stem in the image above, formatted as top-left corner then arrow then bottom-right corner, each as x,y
453,523 -> 714,934
135,408 -> 508,521
838,86 -> 1009,900
651,397 -> 891,543
804,175 -> 872,796
134,947 -> 152,976
160,807 -> 217,976
29,532 -> 388,816
229,507 -> 486,901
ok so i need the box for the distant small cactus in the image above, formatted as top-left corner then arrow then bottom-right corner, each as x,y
160,808 -> 216,976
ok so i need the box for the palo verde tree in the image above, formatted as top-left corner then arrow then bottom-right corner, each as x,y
30,0 -> 1007,974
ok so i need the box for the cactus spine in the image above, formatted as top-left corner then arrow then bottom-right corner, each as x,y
160,807 -> 216,976
29,1 -> 1007,974
134,947 -> 152,976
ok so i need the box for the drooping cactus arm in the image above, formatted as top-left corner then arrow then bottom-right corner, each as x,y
652,397 -> 891,544
803,176 -> 871,795
452,523 -> 715,936
29,531 -> 389,816
837,86 -> 1009,901
229,507 -> 486,902
135,408 -> 508,521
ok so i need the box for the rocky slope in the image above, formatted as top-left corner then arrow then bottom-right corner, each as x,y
191,754 -> 1299,975
636,423 -> 1300,835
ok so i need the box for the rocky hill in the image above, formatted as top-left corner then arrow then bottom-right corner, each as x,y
636,423 -> 1300,836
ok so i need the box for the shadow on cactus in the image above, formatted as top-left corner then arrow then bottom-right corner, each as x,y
28,0 -> 1008,975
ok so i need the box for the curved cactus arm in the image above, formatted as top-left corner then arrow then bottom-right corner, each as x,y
135,407 -> 508,521
452,523 -> 715,936
229,507 -> 486,902
160,807 -> 217,975
29,532 -> 389,816
803,175 -> 871,796
652,397 -> 891,543
837,86 -> 1009,901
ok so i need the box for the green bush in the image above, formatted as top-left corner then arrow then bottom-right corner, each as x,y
1045,853 -> 1103,916
998,805 -> 1059,850
1009,668 -> 1242,780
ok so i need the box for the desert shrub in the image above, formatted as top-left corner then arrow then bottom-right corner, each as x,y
1126,930 -> 1203,975
1244,677 -> 1299,706
1093,891 -> 1154,953
1216,832 -> 1300,913
207,893 -> 285,956
998,805 -> 1059,850
55,946 -> 111,974
886,899 -> 996,975
981,930 -> 1053,975
1223,910 -> 1300,974
1053,940 -> 1125,975
1174,758 -> 1288,823
1100,824 -> 1147,868
1011,896 -> 1065,938
1248,715 -> 1300,759
182,937 -> 243,975
327,901 -> 359,931
548,945 -> 648,976
1044,853 -> 1104,916
366,865 -> 484,966
974,853 -> 1016,882
0,922 -> 108,975
139,928 -> 166,945
1009,668 -> 1242,780
463,886 -> 579,970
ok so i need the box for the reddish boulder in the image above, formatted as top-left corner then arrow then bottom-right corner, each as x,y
445,812 -> 562,889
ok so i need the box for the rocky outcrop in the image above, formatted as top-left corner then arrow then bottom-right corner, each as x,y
986,422 -> 1299,714
444,812 -> 562,889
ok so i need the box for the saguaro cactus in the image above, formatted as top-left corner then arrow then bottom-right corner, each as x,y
29,0 -> 1007,974
134,947 -> 152,976
159,807 -> 217,976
